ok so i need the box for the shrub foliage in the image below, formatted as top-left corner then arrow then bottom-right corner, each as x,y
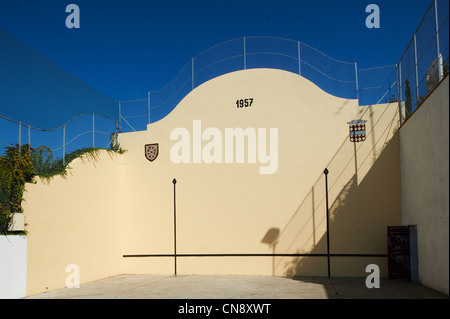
0,144 -> 123,234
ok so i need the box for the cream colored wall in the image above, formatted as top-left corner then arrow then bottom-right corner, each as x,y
399,76 -> 449,295
23,69 -> 403,296
23,151 -> 124,296
119,69 -> 402,277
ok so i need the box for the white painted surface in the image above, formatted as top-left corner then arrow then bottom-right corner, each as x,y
400,76 -> 449,295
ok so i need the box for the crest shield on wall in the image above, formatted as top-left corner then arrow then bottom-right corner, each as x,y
347,120 -> 367,143
145,144 -> 159,162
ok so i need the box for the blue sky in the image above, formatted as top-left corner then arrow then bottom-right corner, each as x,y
0,0 -> 432,102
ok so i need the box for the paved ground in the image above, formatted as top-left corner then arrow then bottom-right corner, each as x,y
24,274 -> 448,299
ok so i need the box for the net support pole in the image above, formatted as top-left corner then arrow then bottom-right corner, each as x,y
192,59 -> 194,90
63,125 -> 66,166
243,37 -> 246,70
173,178 -> 177,276
148,91 -> 151,125
118,101 -> 122,132
355,63 -> 359,106
413,34 -> 420,101
434,0 -> 443,82
396,63 -> 404,125
324,168 -> 331,278
92,113 -> 95,148
28,125 -> 31,155
18,122 -> 21,148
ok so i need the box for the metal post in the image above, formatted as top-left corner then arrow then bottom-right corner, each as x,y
192,58 -> 194,90
324,168 -> 331,278
114,121 -> 119,150
148,91 -> 151,125
63,125 -> 66,166
353,140 -> 359,182
118,101 -> 122,132
173,178 -> 177,275
92,113 -> 95,148
413,34 -> 420,101
243,37 -> 246,70
434,0 -> 443,82
28,125 -> 31,155
18,122 -> 21,148
355,63 -> 359,106
398,62 -> 404,125
298,41 -> 301,76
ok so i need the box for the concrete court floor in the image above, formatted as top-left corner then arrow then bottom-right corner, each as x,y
24,274 -> 448,299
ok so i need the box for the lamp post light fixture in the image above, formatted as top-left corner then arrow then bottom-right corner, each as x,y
173,178 -> 177,275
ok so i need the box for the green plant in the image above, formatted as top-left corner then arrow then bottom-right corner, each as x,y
30,145 -> 125,182
1,143 -> 125,234
0,144 -> 35,234
30,146 -> 65,179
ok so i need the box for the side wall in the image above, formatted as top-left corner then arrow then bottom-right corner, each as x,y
22,151 -> 124,296
399,76 -> 449,295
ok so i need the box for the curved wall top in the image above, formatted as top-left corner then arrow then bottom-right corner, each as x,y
120,36 -> 364,130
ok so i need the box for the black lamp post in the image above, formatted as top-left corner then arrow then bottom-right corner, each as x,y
173,178 -> 177,275
324,168 -> 330,278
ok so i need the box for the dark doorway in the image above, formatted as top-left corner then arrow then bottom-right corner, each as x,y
387,226 -> 411,280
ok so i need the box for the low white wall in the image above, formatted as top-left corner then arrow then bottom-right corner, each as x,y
0,236 -> 27,299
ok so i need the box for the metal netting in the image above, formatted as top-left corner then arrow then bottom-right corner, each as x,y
397,0 -> 449,120
0,114 -> 118,164
120,36 -> 361,132
120,0 -> 449,132
358,65 -> 398,106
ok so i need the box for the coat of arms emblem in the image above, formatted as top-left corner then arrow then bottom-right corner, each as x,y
347,120 -> 367,143
145,144 -> 159,162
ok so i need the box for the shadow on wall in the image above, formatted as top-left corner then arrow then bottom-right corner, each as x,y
261,227 -> 280,276
265,115 -> 402,278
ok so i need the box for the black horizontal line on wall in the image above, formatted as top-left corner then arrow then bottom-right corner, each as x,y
123,253 -> 387,258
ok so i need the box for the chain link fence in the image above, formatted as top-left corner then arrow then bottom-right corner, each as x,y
1,0 -> 448,158
119,1 -> 448,132
358,65 -> 398,107
0,113 -> 118,232
397,0 -> 449,121
0,113 -> 118,163
119,36 -> 363,132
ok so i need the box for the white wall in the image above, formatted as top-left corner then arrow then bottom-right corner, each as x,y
0,236 -> 27,299
400,76 -> 449,295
